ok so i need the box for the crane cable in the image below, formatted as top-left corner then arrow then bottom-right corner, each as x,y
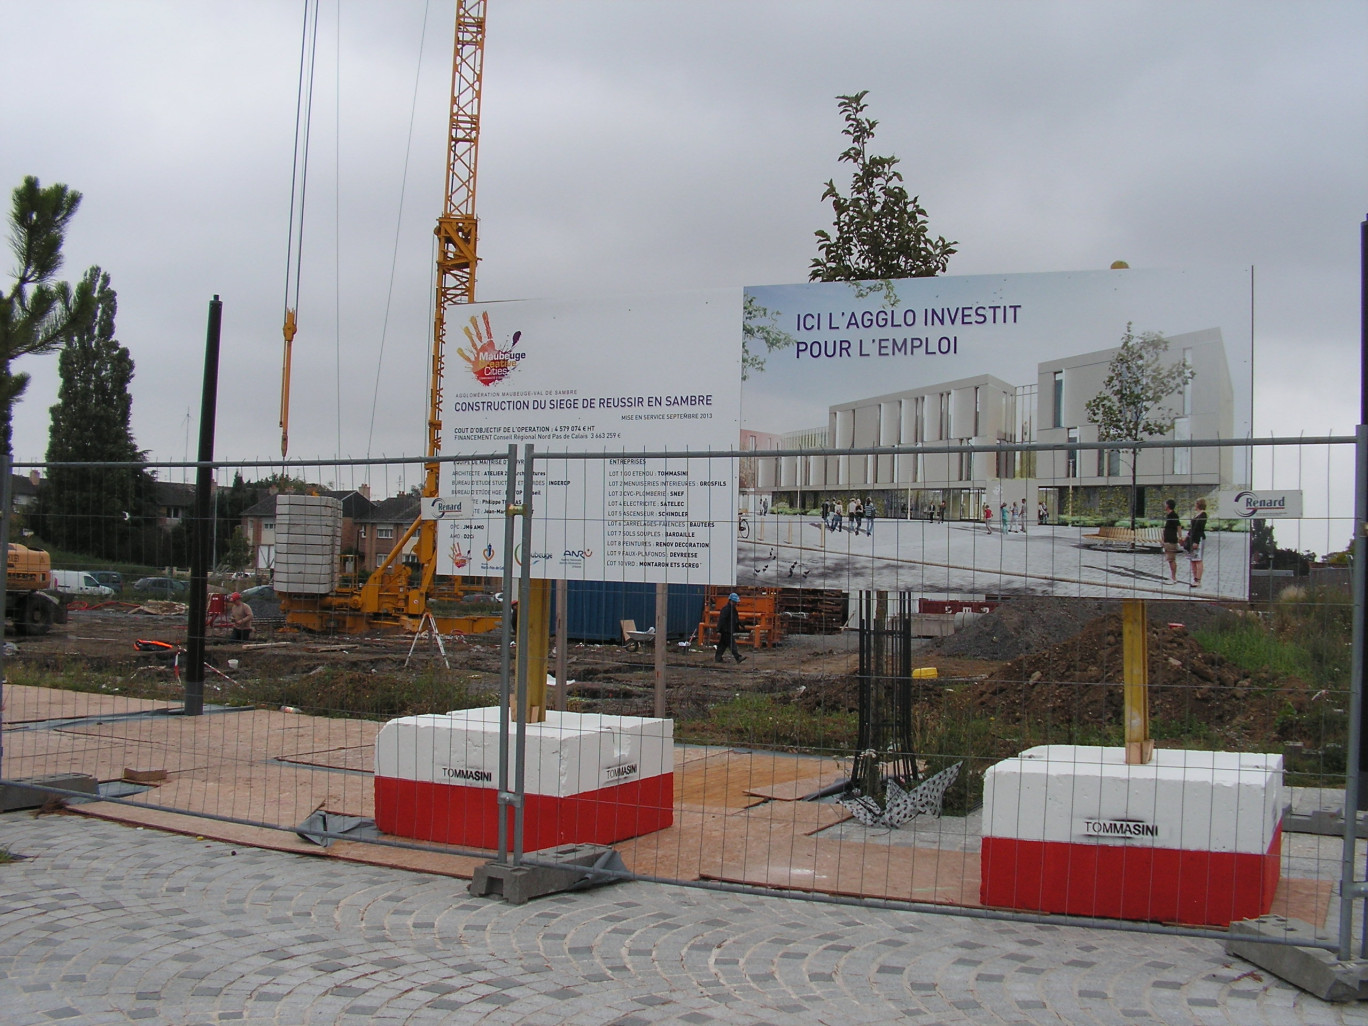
366,0 -> 434,462
280,0 -> 322,459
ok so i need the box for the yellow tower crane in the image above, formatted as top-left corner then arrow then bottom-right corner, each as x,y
281,0 -> 492,634
416,0 -> 486,601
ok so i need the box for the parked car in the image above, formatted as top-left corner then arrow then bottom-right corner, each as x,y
133,577 -> 189,598
50,570 -> 116,598
89,570 -> 124,591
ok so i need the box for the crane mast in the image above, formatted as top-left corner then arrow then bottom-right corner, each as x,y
281,1 -> 489,633
416,0 -> 486,598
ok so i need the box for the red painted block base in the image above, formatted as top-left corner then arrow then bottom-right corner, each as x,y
375,773 -> 674,852
979,825 -> 1282,927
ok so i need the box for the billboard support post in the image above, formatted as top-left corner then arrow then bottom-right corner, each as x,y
1122,598 -> 1153,765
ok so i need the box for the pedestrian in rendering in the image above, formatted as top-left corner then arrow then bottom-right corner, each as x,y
939,500 -> 947,523
983,504 -> 993,534
850,497 -> 863,534
1000,503 -> 1009,533
1186,497 -> 1208,588
821,499 -> 830,526
1009,501 -> 1021,533
1038,501 -> 1048,525
715,592 -> 746,664
1162,498 -> 1182,584
832,498 -> 844,532
864,501 -> 876,536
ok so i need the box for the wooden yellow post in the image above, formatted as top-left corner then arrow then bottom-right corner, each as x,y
1121,597 -> 1153,765
523,578 -> 551,723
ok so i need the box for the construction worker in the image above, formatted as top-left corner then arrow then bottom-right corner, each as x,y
227,593 -> 254,641
715,593 -> 746,664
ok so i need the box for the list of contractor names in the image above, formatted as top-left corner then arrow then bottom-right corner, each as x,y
438,456 -> 735,583
603,459 -> 730,574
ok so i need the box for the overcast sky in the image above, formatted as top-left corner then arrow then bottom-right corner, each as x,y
3,1 -> 1364,496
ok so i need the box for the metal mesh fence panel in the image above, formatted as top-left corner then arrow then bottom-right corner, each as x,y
0,437 -> 1360,951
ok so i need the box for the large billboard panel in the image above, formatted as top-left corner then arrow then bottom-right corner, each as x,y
438,269 -> 1255,601
740,268 -> 1254,600
438,290 -> 742,585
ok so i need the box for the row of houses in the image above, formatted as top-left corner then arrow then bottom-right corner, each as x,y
239,488 -> 421,574
743,327 -> 1235,522
8,474 -> 201,531
8,473 -> 419,577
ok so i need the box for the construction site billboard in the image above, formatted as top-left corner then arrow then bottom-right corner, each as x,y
739,267 -> 1255,601
439,289 -> 742,585
440,268 -> 1257,601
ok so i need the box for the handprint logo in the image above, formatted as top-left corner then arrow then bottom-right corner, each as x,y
456,311 -> 523,386
449,540 -> 469,570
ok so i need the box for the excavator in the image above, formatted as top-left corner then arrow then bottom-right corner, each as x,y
274,1 -> 495,636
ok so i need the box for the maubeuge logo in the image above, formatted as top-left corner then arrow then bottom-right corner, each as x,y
456,311 -> 524,387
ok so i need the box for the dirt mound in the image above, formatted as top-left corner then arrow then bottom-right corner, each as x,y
928,596 -> 1237,661
968,612 -> 1310,743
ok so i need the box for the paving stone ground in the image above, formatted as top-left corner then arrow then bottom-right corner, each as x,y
2,811 -> 1367,1026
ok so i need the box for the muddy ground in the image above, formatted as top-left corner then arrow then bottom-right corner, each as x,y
9,594 -> 1320,751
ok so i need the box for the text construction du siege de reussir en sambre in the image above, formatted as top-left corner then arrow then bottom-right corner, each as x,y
447,391 -> 716,444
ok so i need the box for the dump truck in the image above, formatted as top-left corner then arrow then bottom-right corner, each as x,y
5,543 -> 65,635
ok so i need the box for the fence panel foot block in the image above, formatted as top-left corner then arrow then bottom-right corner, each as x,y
1226,916 -> 1368,1002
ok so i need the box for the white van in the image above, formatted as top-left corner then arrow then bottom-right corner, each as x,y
50,570 -> 115,598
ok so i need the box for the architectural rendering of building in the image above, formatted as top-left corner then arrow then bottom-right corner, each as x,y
749,327 -> 1234,523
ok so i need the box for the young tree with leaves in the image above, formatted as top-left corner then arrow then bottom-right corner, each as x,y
37,267 -> 155,559
0,176 -> 96,457
810,91 -> 956,287
746,93 -> 957,377
741,293 -> 799,379
1084,323 -> 1196,533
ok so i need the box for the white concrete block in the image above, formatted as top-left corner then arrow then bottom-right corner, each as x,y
374,708 -> 674,797
982,745 -> 1283,854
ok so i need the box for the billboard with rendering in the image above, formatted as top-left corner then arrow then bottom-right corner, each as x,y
738,268 -> 1252,600
440,268 -> 1255,600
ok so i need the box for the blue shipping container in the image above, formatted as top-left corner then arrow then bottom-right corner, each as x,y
553,581 -> 708,643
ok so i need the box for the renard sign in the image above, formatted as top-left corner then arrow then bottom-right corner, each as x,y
1218,490 -> 1304,519
420,496 -> 472,520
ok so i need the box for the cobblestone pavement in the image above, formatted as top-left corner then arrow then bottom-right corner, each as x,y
3,812 -> 1367,1025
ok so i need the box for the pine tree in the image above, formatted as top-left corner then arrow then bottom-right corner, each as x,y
36,268 -> 154,558
0,176 -> 96,456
